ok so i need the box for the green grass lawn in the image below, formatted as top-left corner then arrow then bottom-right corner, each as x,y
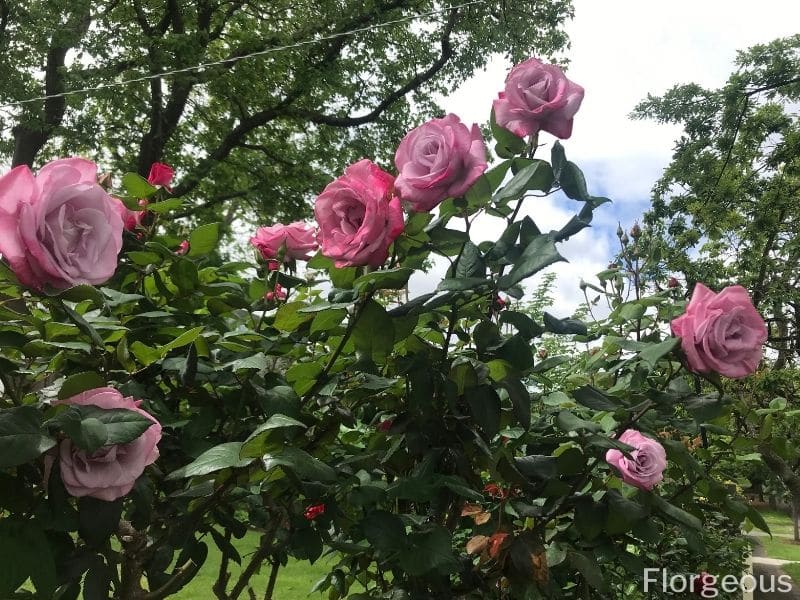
757,509 -> 796,537
172,531 -> 330,599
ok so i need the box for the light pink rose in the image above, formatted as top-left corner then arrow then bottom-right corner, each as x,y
394,114 -> 488,212
56,387 -> 161,501
0,158 -> 124,290
671,283 -> 767,379
314,159 -> 405,267
111,197 -> 145,231
250,221 -> 318,264
606,429 -> 667,491
147,162 -> 174,189
493,57 -> 584,139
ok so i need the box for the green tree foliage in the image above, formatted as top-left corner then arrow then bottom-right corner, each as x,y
0,0 -> 572,226
633,34 -> 800,367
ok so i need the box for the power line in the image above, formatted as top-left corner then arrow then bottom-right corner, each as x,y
0,0 -> 488,110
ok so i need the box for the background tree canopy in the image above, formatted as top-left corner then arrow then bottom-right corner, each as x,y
633,34 -> 800,367
0,0 -> 572,228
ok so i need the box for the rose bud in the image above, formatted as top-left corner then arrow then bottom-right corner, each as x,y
176,240 -> 190,255
667,276 -> 679,288
304,503 -> 326,521
147,162 -> 174,190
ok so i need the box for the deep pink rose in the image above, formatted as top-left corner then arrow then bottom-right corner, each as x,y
250,221 -> 318,264
112,198 -> 145,231
55,387 -> 161,501
671,283 -> 767,379
147,162 -> 174,189
314,159 -> 405,267
0,158 -> 124,290
176,240 -> 189,255
493,57 -> 584,139
394,114 -> 487,212
605,429 -> 667,491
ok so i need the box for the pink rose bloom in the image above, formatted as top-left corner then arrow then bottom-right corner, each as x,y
56,387 -> 161,501
394,114 -> 487,212
176,240 -> 189,255
671,283 -> 767,379
314,159 -> 405,267
0,158 -> 124,290
147,162 -> 174,189
111,198 -> 145,231
606,429 -> 667,491
493,57 -> 584,139
250,221 -> 318,264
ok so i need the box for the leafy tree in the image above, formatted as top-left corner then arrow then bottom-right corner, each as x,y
634,34 -> 800,542
633,34 -> 800,367
0,0 -> 572,226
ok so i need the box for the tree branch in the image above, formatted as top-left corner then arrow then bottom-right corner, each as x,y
286,8 -> 458,127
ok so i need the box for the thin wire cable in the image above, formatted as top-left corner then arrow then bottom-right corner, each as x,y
0,0 -> 487,110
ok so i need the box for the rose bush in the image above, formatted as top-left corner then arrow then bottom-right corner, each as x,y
671,283 -> 767,378
0,56 -> 770,600
0,157 -> 123,289
394,113 -> 487,211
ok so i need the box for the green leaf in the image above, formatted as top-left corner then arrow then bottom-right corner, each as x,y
514,455 -> 558,480
240,414 -> 307,459
543,312 -> 587,335
274,302 -> 315,332
437,277 -> 491,292
58,371 -> 107,400
47,405 -> 155,453
146,198 -> 183,213
310,308 -> 347,334
454,242 -> 485,279
490,107 -> 526,158
398,526 -> 459,576
169,258 -> 199,294
167,442 -> 253,480
188,223 -> 220,257
0,518 -> 57,598
362,510 -> 407,553
556,410 -> 601,433
465,385 -> 501,438
160,326 -> 204,356
500,377 -> 531,429
650,493 -> 702,530
353,268 -> 413,295
262,447 -> 337,482
121,172 -> 157,198
572,386 -> 618,411
605,489 -> 648,534
498,311 -> 544,339
498,235 -> 565,289
493,159 -> 554,203
569,550 -> 607,591
62,303 -> 105,347
638,337 -> 680,367
353,299 -> 394,364
0,406 -> 56,468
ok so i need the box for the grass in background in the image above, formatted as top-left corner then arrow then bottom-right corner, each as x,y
172,531 -> 329,600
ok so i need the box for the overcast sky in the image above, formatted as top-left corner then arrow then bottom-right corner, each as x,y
410,0 -> 800,315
